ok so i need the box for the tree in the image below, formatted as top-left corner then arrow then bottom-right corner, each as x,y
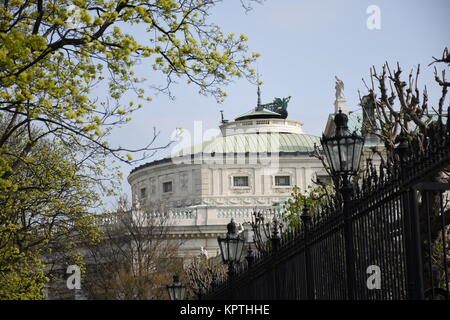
0,0 -> 261,299
279,48 -> 450,296
184,251 -> 226,299
0,247 -> 48,299
283,184 -> 335,227
359,47 -> 450,294
80,198 -> 184,300
0,119 -> 102,299
0,0 -> 260,164
359,48 -> 449,170
247,183 -> 335,255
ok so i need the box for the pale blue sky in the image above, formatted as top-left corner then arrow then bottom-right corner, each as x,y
102,0 -> 450,207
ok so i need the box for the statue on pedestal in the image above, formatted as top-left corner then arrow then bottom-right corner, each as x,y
335,76 -> 345,100
334,76 -> 348,114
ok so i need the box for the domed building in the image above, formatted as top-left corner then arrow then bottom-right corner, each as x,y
128,92 -> 328,257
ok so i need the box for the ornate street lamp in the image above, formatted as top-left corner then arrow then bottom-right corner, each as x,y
217,219 -> 245,277
166,273 -> 186,300
320,110 -> 364,300
321,110 -> 365,185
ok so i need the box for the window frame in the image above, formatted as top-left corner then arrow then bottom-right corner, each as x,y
232,175 -> 250,188
273,175 -> 292,188
140,187 -> 147,198
162,181 -> 173,193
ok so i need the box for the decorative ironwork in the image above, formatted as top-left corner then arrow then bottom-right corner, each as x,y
249,209 -> 284,254
205,111 -> 450,300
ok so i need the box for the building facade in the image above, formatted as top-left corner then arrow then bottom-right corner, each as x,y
128,95 -> 327,257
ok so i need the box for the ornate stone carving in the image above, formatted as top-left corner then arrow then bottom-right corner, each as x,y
229,198 -> 240,205
232,188 -> 251,194
274,188 -> 291,193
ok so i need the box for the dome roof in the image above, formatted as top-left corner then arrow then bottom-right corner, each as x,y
235,108 -> 284,121
129,94 -> 317,175
171,132 -> 320,157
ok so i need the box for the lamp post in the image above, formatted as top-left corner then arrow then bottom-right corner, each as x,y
217,219 -> 245,277
320,110 -> 364,300
166,273 -> 186,300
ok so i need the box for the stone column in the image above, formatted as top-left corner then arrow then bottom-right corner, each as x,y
334,97 -> 348,114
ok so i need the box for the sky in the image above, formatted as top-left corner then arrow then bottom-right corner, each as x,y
101,0 -> 450,208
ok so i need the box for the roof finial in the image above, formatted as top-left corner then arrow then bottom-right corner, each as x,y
257,84 -> 261,107
220,110 -> 228,124
256,72 -> 262,110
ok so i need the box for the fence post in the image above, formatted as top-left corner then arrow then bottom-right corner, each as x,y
301,203 -> 315,300
270,218 -> 281,299
342,176 -> 356,300
407,187 -> 425,299
396,135 -> 425,300
271,218 -> 281,251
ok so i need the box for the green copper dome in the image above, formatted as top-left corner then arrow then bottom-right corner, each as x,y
172,132 -> 320,157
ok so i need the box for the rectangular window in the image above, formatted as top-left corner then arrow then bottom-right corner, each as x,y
275,176 -> 291,186
140,187 -> 147,198
163,181 -> 172,193
233,176 -> 249,187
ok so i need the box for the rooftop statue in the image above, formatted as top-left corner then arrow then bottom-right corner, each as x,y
335,76 -> 345,100
260,96 -> 291,119
254,82 -> 290,119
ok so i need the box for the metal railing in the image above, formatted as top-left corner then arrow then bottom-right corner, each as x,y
205,119 -> 450,300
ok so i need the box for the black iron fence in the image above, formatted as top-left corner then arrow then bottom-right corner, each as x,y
205,123 -> 450,300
